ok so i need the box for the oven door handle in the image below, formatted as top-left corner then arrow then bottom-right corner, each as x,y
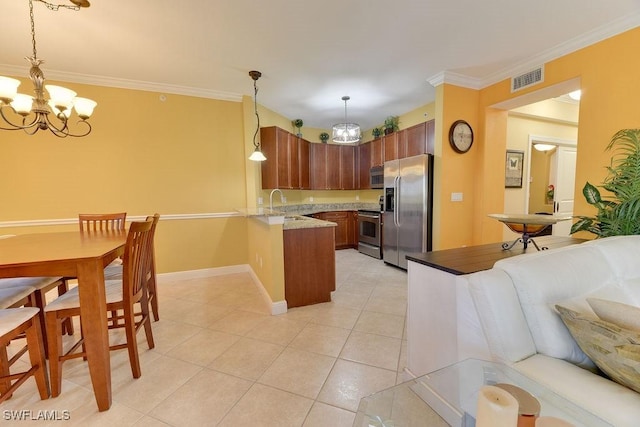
358,213 -> 380,220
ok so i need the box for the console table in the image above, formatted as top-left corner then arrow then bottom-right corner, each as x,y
405,236 -> 586,377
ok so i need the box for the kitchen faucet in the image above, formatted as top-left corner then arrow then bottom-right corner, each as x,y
269,188 -> 284,211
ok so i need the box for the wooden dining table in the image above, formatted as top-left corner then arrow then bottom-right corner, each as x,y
0,230 -> 127,411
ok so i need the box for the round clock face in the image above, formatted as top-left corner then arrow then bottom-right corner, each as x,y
449,120 -> 474,153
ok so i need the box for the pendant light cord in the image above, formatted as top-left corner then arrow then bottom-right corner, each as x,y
252,77 -> 260,149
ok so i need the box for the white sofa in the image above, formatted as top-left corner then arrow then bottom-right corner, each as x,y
456,235 -> 640,426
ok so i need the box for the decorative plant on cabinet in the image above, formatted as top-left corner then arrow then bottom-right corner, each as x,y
292,119 -> 304,137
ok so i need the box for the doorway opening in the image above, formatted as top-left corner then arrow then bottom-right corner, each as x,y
492,78 -> 581,239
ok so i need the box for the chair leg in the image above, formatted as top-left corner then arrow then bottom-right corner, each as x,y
149,277 -> 159,321
45,312 -> 64,398
58,281 -> 74,335
25,317 -> 50,400
124,308 -> 141,379
0,347 -> 11,399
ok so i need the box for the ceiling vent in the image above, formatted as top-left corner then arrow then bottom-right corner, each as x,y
511,66 -> 544,93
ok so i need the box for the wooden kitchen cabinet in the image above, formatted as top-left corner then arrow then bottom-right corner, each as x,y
260,126 -> 302,189
396,120 -> 436,158
357,142 -> 372,189
284,226 -> 336,308
371,138 -> 384,167
340,145 -> 356,190
383,132 -> 399,161
310,143 -> 355,190
298,137 -> 310,189
314,211 -> 358,249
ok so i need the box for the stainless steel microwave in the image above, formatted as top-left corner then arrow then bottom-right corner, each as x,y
370,166 -> 384,189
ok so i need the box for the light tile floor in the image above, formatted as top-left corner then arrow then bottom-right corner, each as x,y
3,249 -> 410,426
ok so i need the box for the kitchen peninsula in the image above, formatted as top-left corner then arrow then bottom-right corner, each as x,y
239,207 -> 340,313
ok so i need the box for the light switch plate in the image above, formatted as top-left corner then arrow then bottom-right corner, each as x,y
451,192 -> 463,202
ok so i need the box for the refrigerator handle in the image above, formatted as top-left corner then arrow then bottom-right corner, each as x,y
392,176 -> 397,226
396,176 -> 401,227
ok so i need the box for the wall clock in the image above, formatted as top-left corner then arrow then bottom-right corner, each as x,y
449,120 -> 474,153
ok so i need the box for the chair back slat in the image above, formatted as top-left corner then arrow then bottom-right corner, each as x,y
79,213 -> 127,232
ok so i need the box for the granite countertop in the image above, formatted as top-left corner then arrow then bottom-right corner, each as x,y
237,203 -> 377,230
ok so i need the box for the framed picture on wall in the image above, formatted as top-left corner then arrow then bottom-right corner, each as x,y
505,150 -> 524,188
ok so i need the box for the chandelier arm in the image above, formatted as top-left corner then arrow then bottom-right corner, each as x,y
0,107 -> 40,131
44,114 -> 92,138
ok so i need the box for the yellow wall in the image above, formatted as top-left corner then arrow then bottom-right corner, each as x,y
246,218 -> 285,303
438,27 -> 640,247
1,82 -> 250,272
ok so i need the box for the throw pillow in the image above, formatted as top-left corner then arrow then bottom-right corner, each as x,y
555,304 -> 640,394
587,298 -> 640,331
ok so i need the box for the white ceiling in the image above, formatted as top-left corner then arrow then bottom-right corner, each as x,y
1,0 -> 639,130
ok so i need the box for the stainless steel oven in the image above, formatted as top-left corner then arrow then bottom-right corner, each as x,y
358,210 -> 382,259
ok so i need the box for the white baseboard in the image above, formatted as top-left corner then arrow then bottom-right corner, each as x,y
157,264 -> 287,316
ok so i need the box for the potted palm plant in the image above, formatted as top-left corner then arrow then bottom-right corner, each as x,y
571,128 -> 640,237
372,127 -> 382,139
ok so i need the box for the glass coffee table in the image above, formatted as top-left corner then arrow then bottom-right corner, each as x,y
354,359 -> 612,427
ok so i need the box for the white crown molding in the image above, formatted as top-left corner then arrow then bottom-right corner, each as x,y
0,64 -> 243,102
427,71 -> 483,90
480,11 -> 640,89
428,12 -> 640,91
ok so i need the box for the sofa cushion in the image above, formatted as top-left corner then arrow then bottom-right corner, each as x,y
467,269 -> 537,363
514,354 -> 640,427
495,243 -> 615,368
555,304 -> 640,395
587,298 -> 640,331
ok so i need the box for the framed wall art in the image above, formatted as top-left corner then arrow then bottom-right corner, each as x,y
505,150 -> 524,188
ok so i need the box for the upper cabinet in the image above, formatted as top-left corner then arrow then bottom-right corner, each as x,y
261,126 -> 310,189
260,120 -> 434,190
311,143 -> 356,190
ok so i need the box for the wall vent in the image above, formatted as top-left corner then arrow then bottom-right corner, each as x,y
511,66 -> 544,92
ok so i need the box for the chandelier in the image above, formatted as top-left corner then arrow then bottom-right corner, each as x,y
332,96 -> 361,144
0,0 -> 96,138
248,70 -> 266,162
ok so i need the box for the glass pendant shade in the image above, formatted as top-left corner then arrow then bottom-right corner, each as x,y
249,147 -> 267,162
332,123 -> 361,144
45,85 -> 76,111
0,76 -> 20,103
74,97 -> 97,119
11,94 -> 33,115
332,96 -> 361,143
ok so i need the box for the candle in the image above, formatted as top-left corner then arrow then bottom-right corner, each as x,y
476,385 -> 519,427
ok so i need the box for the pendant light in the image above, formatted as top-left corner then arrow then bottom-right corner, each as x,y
248,70 -> 266,162
332,96 -> 361,144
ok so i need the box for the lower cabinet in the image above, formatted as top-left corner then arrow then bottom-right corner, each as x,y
312,211 -> 358,249
284,227 -> 336,308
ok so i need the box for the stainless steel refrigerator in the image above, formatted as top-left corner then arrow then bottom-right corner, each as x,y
383,154 -> 433,269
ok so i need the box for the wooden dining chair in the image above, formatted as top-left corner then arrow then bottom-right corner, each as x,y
45,217 -> 156,397
0,307 -> 50,403
78,212 -> 127,232
102,214 -> 160,322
